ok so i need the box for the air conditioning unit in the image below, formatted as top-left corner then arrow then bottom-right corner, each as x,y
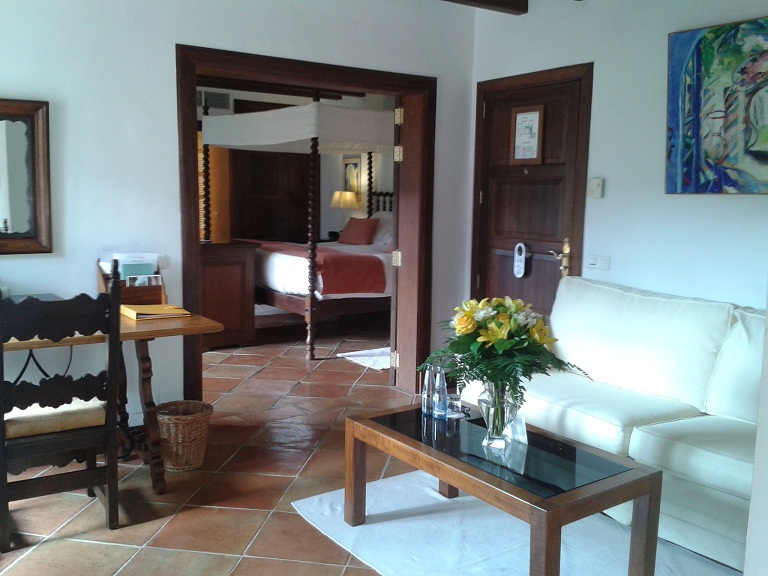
196,90 -> 232,117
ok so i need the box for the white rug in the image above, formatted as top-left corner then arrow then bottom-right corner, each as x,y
337,346 -> 391,370
293,471 -> 741,576
254,304 -> 293,316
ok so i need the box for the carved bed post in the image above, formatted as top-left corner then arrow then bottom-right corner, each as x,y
306,135 -> 320,360
201,101 -> 212,244
367,151 -> 374,217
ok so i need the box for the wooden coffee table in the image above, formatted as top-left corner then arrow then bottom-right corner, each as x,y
345,404 -> 662,576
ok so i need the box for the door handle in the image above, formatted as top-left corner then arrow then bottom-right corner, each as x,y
548,238 -> 570,277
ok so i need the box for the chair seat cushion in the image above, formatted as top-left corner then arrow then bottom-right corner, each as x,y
5,399 -> 106,439
520,371 -> 703,455
628,415 -> 756,499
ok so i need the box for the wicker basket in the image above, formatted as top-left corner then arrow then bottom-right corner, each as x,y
156,400 -> 213,471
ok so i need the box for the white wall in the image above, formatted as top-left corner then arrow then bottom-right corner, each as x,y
0,0 -> 475,416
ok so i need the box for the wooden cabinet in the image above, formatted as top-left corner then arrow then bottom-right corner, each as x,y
229,150 -> 310,243
200,244 -> 255,348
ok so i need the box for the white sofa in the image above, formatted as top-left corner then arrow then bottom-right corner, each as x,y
463,276 -> 765,571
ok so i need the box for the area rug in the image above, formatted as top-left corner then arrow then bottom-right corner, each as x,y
254,304 -> 293,316
337,346 -> 390,370
293,471 -> 741,576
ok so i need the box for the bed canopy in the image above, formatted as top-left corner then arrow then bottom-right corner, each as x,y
200,101 -> 396,359
202,101 -> 394,154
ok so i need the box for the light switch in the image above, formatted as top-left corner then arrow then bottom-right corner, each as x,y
587,178 -> 604,198
587,255 -> 611,270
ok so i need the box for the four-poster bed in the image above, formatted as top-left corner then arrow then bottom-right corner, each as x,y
201,102 -> 396,359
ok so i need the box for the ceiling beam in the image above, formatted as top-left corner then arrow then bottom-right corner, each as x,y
441,0 -> 528,16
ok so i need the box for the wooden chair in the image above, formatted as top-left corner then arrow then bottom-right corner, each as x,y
0,262 -> 122,550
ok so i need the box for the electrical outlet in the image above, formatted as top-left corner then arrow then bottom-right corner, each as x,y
586,178 -> 604,198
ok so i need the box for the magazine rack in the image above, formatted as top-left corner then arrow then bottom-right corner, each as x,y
97,260 -> 167,305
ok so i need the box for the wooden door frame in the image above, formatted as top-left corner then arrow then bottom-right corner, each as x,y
471,63 -> 593,301
176,45 -> 436,397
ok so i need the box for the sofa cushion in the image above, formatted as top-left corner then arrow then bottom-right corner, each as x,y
705,307 -> 765,423
628,415 -> 755,499
549,277 -> 734,411
519,371 -> 702,455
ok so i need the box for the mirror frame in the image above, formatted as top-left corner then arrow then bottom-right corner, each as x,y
0,98 -> 52,254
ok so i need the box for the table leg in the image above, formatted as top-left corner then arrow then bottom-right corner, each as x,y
134,338 -> 166,495
628,474 -> 662,576
529,510 -> 561,576
439,480 -> 459,499
344,422 -> 367,526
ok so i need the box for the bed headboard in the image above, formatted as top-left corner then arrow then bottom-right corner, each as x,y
367,191 -> 394,217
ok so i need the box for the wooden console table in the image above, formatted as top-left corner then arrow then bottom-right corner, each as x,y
5,313 -> 223,495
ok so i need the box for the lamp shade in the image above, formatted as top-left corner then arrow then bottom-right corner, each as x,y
330,190 -> 360,210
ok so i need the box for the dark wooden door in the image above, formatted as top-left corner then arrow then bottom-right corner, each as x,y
472,64 -> 593,315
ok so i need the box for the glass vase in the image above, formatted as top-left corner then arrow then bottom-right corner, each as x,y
478,382 -> 522,450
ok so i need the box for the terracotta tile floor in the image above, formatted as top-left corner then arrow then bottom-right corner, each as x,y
1,320 -> 416,575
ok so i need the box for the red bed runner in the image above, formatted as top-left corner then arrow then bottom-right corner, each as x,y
255,240 -> 387,295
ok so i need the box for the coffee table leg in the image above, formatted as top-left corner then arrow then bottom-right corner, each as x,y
529,510 -> 561,576
628,475 -> 662,576
345,421 -> 367,526
439,480 -> 459,499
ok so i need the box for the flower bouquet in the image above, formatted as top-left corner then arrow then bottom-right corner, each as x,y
420,297 -> 581,447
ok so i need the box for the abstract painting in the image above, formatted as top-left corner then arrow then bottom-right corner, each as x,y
666,17 -> 768,193
343,155 -> 361,193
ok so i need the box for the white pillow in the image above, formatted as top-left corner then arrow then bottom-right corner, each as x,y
371,212 -> 394,250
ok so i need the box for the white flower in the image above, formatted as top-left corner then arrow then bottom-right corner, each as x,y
473,303 -> 497,322
513,310 -> 541,330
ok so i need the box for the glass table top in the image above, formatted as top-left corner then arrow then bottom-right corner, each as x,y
371,407 -> 630,499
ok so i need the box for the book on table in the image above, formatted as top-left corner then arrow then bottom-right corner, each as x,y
120,304 -> 191,320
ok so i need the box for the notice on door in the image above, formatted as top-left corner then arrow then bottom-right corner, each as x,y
510,105 -> 543,165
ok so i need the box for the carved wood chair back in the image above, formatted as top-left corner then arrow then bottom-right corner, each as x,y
0,261 -> 122,550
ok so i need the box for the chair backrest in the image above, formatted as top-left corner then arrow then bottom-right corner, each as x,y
0,262 -> 121,422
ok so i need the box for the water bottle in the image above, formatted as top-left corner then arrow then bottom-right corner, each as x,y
432,366 -> 448,419
421,365 -> 434,415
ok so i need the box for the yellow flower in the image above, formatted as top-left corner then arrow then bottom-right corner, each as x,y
477,320 -> 510,347
456,298 -> 479,314
529,318 -> 557,348
491,296 -> 528,314
453,299 -> 480,335
454,314 -> 477,335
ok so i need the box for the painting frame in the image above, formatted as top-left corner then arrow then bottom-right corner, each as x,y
509,105 -> 544,165
666,16 -> 768,194
342,155 -> 361,194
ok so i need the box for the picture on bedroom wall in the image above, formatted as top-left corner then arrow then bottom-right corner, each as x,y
666,16 -> 768,194
343,155 -> 361,193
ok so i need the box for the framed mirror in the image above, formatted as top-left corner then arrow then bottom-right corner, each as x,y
0,98 -> 51,254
